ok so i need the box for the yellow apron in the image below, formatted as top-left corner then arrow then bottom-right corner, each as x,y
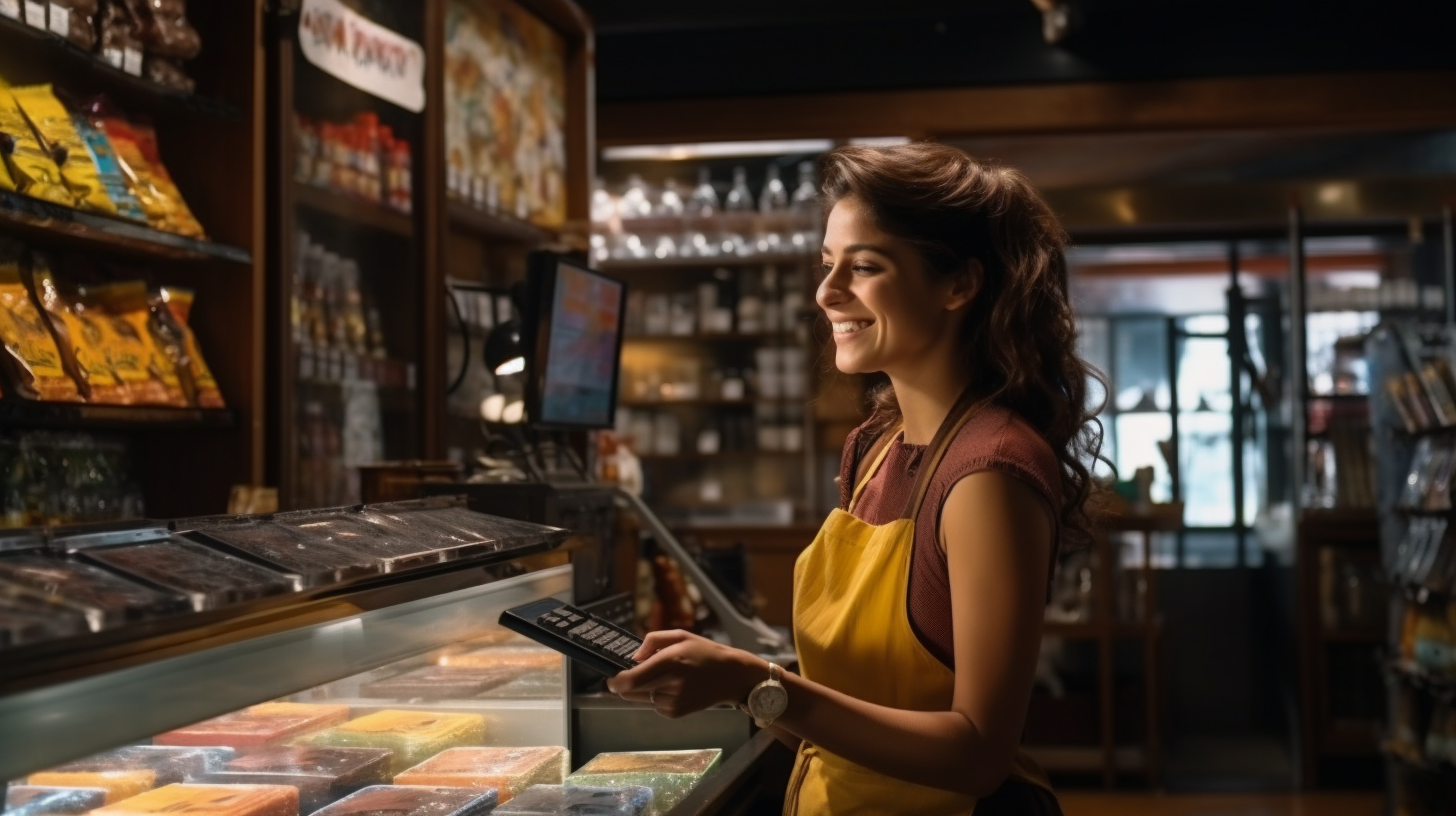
785,396 -> 1052,815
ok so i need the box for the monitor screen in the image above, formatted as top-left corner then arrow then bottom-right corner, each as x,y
525,254 -> 626,430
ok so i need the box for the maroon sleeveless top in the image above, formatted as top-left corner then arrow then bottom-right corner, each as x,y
837,405 -> 1063,670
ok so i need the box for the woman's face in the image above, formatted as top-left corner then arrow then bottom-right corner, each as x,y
817,197 -> 967,377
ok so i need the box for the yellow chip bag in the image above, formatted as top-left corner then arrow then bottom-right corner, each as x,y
159,286 -> 223,408
29,254 -> 130,404
0,241 -> 82,402
0,84 -> 71,206
90,114 -> 172,232
88,281 -> 187,407
129,121 -> 206,239
77,282 -> 169,405
11,85 -> 117,215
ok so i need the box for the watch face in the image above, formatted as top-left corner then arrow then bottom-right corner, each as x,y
751,683 -> 788,720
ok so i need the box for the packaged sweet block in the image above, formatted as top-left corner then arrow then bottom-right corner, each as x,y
308,785 -> 497,816
302,711 -> 486,773
492,784 -> 653,816
87,784 -> 297,816
27,746 -> 233,790
436,647 -> 562,674
566,750 -> 721,816
155,703 -> 350,749
0,554 -> 189,630
3,785 -> 110,816
393,747 -> 567,803
196,747 -> 391,814
22,772 -> 152,805
358,666 -> 521,701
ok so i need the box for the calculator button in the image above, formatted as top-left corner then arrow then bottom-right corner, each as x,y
568,621 -> 597,638
572,624 -> 608,643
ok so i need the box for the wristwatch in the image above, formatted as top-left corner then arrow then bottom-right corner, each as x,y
740,661 -> 788,728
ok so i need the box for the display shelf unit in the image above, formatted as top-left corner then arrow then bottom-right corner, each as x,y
0,11 -> 241,118
0,190 -> 252,263
0,400 -> 235,430
445,200 -> 555,244
292,183 -> 414,238
1029,512 -> 1167,788
0,2 -> 267,520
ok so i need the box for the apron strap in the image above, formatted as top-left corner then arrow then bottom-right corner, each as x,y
847,427 -> 901,514
900,387 -> 991,521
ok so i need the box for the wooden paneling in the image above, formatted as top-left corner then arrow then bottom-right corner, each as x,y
600,71 -> 1456,145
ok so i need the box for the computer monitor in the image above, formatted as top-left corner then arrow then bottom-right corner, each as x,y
523,252 -> 627,430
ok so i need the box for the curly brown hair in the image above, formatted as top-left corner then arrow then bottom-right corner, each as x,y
821,142 -> 1110,551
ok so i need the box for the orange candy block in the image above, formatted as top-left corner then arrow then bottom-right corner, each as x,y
155,703 -> 350,749
395,746 -> 567,803
304,710 -> 486,773
25,771 -> 154,804
89,784 -> 297,816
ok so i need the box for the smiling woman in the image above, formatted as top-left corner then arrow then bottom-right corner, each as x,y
607,143 -> 1108,816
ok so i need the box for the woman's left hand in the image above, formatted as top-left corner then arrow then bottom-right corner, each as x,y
605,630 -> 766,719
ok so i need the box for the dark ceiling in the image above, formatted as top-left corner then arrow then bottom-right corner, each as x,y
575,0 -> 1456,102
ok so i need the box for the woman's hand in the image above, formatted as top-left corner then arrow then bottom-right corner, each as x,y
605,630 -> 766,719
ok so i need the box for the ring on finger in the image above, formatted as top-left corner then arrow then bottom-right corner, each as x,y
649,690 -> 656,705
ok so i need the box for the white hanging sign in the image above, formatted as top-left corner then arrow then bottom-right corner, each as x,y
298,0 -> 426,113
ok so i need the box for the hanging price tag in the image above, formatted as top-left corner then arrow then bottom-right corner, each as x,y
123,47 -> 143,76
101,45 -> 124,68
46,2 -> 67,37
22,0 -> 44,27
0,0 -> 21,20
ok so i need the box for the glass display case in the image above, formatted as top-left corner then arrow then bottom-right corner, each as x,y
0,499 -> 786,816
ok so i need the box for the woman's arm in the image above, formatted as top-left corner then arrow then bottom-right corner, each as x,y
607,470 -> 1053,797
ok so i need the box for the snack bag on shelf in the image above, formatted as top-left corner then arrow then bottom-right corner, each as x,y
0,85 -> 73,206
0,242 -> 83,402
75,282 -> 170,405
83,102 -> 176,232
12,85 -> 118,216
49,0 -> 101,51
157,286 -> 223,408
71,113 -> 148,222
127,120 -> 206,239
88,281 -> 188,406
29,254 -> 130,404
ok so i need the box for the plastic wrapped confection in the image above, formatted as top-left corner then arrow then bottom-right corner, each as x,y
70,113 -> 147,222
277,512 -> 474,573
3,786 -> 110,816
195,747 -> 391,814
358,665 -> 521,700
125,0 -> 201,60
302,711 -> 486,773
438,647 -> 562,674
394,747 -> 567,803
0,587 -> 89,648
0,554 -> 189,630
28,747 -> 234,794
29,258 -> 131,404
155,703 -> 350,749
0,85 -> 72,206
474,669 -> 563,701
89,281 -> 188,407
77,537 -> 299,612
87,784 -> 297,816
352,509 -> 491,563
46,1 -> 100,50
156,288 -> 223,408
0,241 -> 83,403
492,784 -> 653,816
176,518 -> 381,588
22,772 -> 153,805
11,85 -> 117,215
309,786 -> 496,816
566,750 -> 721,816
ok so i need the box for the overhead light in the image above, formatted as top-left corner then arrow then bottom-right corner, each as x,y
848,137 -> 911,147
602,139 -> 835,161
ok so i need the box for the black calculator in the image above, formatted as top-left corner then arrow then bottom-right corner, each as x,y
499,598 -> 644,677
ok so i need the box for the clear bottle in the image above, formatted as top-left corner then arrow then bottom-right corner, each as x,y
725,166 -> 755,212
791,161 -> 817,209
618,174 -> 653,220
688,167 -> 719,217
656,178 -> 685,217
684,168 -> 720,258
759,165 -> 789,214
790,161 -> 820,253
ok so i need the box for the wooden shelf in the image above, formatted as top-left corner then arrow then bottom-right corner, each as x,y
1024,745 -> 1149,774
446,200 -> 553,244
0,191 -> 250,264
620,398 -> 806,408
0,400 -> 235,430
294,184 -> 413,237
623,333 -> 790,345
637,450 -> 805,462
0,14 -> 241,119
599,254 -> 815,273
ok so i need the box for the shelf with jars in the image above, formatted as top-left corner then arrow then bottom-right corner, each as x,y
591,160 -> 830,528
